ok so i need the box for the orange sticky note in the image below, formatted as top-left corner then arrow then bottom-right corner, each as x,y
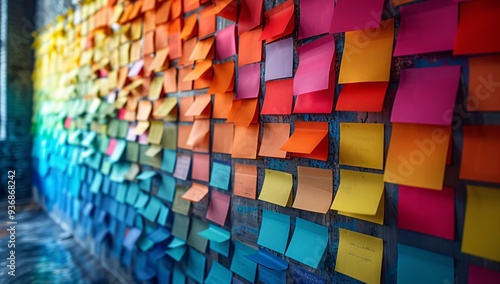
208,61 -> 235,94
178,37 -> 197,67
213,92 -> 234,119
192,153 -> 210,182
144,10 -> 156,32
180,13 -> 198,40
460,125 -> 500,184
144,30 -> 155,55
168,33 -> 182,60
238,28 -> 263,66
258,123 -> 290,158
199,8 -> 216,38
232,124 -> 260,159
185,94 -> 212,118
384,123 -> 451,190
187,119 -> 211,148
170,0 -> 182,19
339,19 -> 394,84
137,100 -> 153,120
233,164 -> 258,199
142,0 -> 156,13
183,60 -> 212,81
189,36 -> 215,61
468,55 -> 500,111
260,0 -> 294,42
226,98 -> 258,127
280,121 -> 329,161
155,23 -> 169,51
453,0 -> 500,55
183,0 -> 199,13
163,67 -> 178,93
335,82 -> 388,112
181,182 -> 209,202
194,68 -> 213,90
212,123 -> 234,154
179,96 -> 194,122
148,48 -> 170,73
178,124 -> 194,150
292,166 -> 333,214
261,79 -> 293,115
206,0 -> 237,21
155,1 -> 171,24
178,66 -> 193,91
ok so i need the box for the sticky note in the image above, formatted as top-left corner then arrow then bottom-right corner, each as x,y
236,63 -> 261,99
453,0 -> 500,55
208,61 -> 234,94
238,0 -> 263,33
136,100 -> 152,121
468,55 -> 500,111
147,121 -> 164,145
258,123 -> 290,158
173,153 -> 191,181
199,8 -> 215,38
172,186 -> 191,215
258,169 -> 293,207
398,185 -> 455,240
181,182 -> 209,202
231,124 -> 260,159
460,126 -> 500,184
209,161 -> 231,190
172,213 -> 191,241
134,121 -> 150,136
336,82 -> 388,112
257,210 -> 290,254
285,218 -> 328,269
245,247 -> 289,271
163,67 -> 177,93
166,237 -> 187,262
391,66 -> 461,126
238,28 -> 263,66
468,265 -> 500,284
384,123 -> 451,190
299,0 -> 334,39
394,1 -> 458,56
335,229 -> 383,284
206,190 -> 231,226
183,61 -> 212,82
109,139 -> 126,163
161,125 -> 177,150
259,0 -> 294,42
191,153 -> 210,182
397,244 -> 454,284
261,79 -> 293,115
292,166 -> 332,214
142,197 -> 162,223
178,66 -> 193,91
205,261 -> 232,284
216,24 -> 236,60
331,169 -> 384,215
338,19 -> 394,84
212,123 -> 234,154
462,185 -> 500,262
123,228 -> 142,250
233,164 -> 257,199
198,224 -> 231,257
293,80 -> 334,114
178,125 -> 193,150
189,36 -> 215,61
213,92 -> 233,119
161,149 -> 176,174
280,121 -> 328,161
339,123 -> 384,170
227,98 -> 258,127
230,241 -> 257,283
294,35 -> 335,95
330,0 -> 384,33
186,248 -> 206,284
149,76 -> 164,100
187,119 -> 210,149
158,174 -> 176,202
265,38 -> 293,81
187,217 -> 209,253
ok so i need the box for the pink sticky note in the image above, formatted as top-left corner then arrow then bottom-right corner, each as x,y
468,265 -> 500,284
206,190 -> 230,226
192,153 -> 210,182
398,185 -> 455,240
236,63 -> 261,99
216,24 -> 237,60
118,109 -> 127,120
106,139 -> 117,156
64,117 -> 72,129
299,0 -> 334,39
128,60 -> 144,77
126,125 -> 137,141
330,0 -> 384,33
394,1 -> 458,56
293,35 -> 335,95
391,66 -> 461,126
293,86 -> 334,114
138,132 -> 149,145
265,37 -> 293,81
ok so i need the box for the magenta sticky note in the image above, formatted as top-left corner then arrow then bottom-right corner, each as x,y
216,24 -> 237,60
394,1 -> 458,56
299,0 -> 334,39
206,190 -> 230,226
128,59 -> 144,77
468,265 -> 500,284
293,35 -> 335,95
398,185 -> 455,240
236,63 -> 261,99
391,66 -> 461,126
265,37 -> 293,81
330,0 -> 384,33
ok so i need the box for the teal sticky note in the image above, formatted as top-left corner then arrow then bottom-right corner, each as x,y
285,217 -> 328,269
100,157 -> 112,176
126,183 -> 140,205
187,217 -> 209,253
138,234 -> 155,252
230,241 -> 257,283
90,172 -> 103,193
158,174 -> 176,202
109,139 -> 126,163
110,162 -> 130,183
135,192 -> 150,209
397,244 -> 454,284
115,183 -> 128,203
157,205 -> 169,226
257,210 -> 290,254
186,247 -> 206,284
161,149 -> 177,173
172,213 -> 191,241
139,178 -> 152,192
205,261 -> 232,284
137,171 -> 157,180
173,264 -> 186,284
209,161 -> 231,190
81,131 -> 96,147
166,237 -> 187,261
142,197 -> 162,223
198,224 -> 231,257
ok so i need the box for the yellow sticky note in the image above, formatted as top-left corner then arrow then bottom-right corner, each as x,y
258,169 -> 293,207
134,121 -> 150,135
153,97 -> 178,118
340,123 -> 384,170
462,185 -> 500,262
148,120 -> 164,145
339,194 -> 385,225
331,169 -> 384,216
336,229 -> 383,284
149,76 -> 164,100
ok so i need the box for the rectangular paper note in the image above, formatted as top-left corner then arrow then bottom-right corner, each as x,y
173,153 -> 191,180
230,241 -> 258,283
468,55 -> 500,111
280,121 -> 328,161
259,169 -> 293,207
216,24 -> 236,60
397,244 -> 454,284
209,161 -> 231,190
212,123 -> 234,154
292,167 -> 332,214
236,63 -> 261,99
330,0 -> 384,33
261,79 -> 293,115
206,190 -> 231,226
335,82 -> 388,112
232,124 -> 260,159
285,218 -> 328,269
181,182 -> 209,202
339,123 -> 384,170
233,164 -> 257,199
265,38 -> 293,81
258,123 -> 290,158
299,0 -> 334,39
257,210 -> 290,254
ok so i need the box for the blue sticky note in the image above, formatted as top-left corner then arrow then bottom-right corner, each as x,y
134,253 -> 156,281
397,244 -> 454,284
149,243 -> 168,261
126,183 -> 140,205
205,261 -> 232,284
257,210 -> 290,254
138,234 -> 155,252
137,170 -> 157,180
230,241 -> 258,283
123,228 -> 142,250
209,161 -> 231,190
126,206 -> 136,227
186,247 -> 206,283
285,218 -> 328,269
157,205 -> 170,226
166,237 -> 187,261
157,262 -> 172,284
259,266 -> 286,284
83,203 -> 93,216
90,172 -> 103,193
158,174 -> 176,202
198,224 -> 231,257
142,197 -> 162,223
135,192 -> 150,209
162,149 -> 177,173
245,248 -> 288,271
148,227 -> 172,243
72,199 -> 80,221
173,264 -> 186,284
115,183 -> 128,203
117,203 -> 127,222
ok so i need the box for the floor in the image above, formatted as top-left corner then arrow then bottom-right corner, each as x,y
0,202 -> 125,284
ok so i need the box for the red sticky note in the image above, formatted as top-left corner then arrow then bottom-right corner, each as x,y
206,190 -> 231,226
261,79 -> 293,115
335,82 -> 388,112
468,265 -> 500,284
238,0 -> 263,34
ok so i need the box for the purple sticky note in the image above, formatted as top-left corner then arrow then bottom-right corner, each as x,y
330,0 -> 384,33
126,125 -> 137,141
173,153 -> 191,181
138,132 -> 149,145
394,1 -> 458,56
468,265 -> 500,284
265,37 -> 293,81
236,63 -> 261,99
216,24 -> 237,60
391,66 -> 461,126
206,190 -> 230,226
128,60 -> 144,77
299,0 -> 334,39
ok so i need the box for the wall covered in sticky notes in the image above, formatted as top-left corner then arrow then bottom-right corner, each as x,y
31,0 -> 500,283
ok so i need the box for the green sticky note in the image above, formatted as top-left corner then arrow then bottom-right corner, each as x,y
117,120 -> 129,139
285,217 -> 328,269
110,162 -> 129,183
126,183 -> 140,205
205,261 -> 232,284
161,124 -> 177,150
173,264 -> 186,284
172,186 -> 191,216
116,183 -> 128,203
100,157 -> 112,175
98,135 -> 109,154
139,144 -> 162,169
161,149 -> 177,173
158,174 -> 176,202
126,142 -> 139,163
107,119 -> 119,138
142,197 -> 162,223
198,224 -> 230,257
187,217 -> 209,253
209,161 -> 231,190
230,241 -> 257,283
257,210 -> 290,254
90,172 -> 103,193
86,152 -> 102,170
172,213 -> 191,241
186,247 -> 206,284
